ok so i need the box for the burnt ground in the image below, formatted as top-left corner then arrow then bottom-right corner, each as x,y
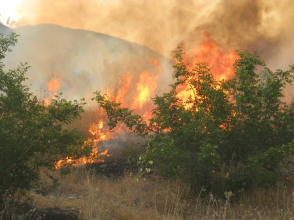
86,134 -> 147,177
85,152 -> 139,178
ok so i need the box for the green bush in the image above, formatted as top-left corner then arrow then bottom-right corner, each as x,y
0,33 -> 91,199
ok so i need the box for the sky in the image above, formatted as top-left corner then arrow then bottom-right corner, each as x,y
0,0 -> 22,21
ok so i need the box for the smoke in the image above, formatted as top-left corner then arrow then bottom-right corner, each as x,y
4,0 -> 293,101
15,0 -> 216,57
184,0 -> 294,69
15,0 -> 294,67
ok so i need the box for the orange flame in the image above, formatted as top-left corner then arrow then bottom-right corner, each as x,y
46,73 -> 61,94
177,31 -> 239,109
55,119 -> 110,169
115,74 -> 134,105
44,73 -> 61,105
105,59 -> 162,120
133,59 -> 162,110
189,31 -> 239,81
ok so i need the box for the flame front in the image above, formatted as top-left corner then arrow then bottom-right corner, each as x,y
55,120 -> 110,169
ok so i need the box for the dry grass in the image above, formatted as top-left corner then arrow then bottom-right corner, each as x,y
27,167 -> 294,220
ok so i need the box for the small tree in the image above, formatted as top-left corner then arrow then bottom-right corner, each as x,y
0,33 -> 91,199
93,48 -> 294,196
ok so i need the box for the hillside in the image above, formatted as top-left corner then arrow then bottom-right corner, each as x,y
0,23 -> 12,35
1,24 -> 172,102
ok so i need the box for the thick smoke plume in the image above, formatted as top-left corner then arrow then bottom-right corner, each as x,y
186,0 -> 294,69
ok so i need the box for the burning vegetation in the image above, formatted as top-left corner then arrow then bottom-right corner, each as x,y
47,31 -> 241,169
92,30 -> 294,197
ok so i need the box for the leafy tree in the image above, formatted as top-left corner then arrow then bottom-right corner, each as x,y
0,33 -> 91,199
93,48 -> 294,196
222,51 -> 294,190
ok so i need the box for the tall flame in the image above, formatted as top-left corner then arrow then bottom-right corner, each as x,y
105,59 -> 162,120
133,59 -> 162,109
177,31 -> 239,108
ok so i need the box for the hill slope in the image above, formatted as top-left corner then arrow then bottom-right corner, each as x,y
1,24 -> 172,102
0,23 -> 13,35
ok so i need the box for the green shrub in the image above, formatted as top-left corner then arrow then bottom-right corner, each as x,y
0,33 -> 91,199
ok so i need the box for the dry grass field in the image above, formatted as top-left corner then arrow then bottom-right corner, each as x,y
28,167 -> 294,220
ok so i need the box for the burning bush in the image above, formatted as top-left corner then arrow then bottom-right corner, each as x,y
94,47 -> 294,197
0,33 -> 91,199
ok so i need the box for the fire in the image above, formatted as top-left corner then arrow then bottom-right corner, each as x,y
55,120 -> 110,169
105,59 -> 162,120
55,143 -> 109,169
114,74 -> 133,104
189,31 -> 239,81
177,31 -> 239,109
134,70 -> 159,108
46,73 -> 61,94
44,72 -> 61,105
89,119 -> 114,142
133,59 -> 161,109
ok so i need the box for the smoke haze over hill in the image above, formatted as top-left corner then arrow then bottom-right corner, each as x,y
12,0 -> 294,69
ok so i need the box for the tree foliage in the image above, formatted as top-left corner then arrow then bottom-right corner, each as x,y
93,47 -> 294,196
0,33 -> 91,198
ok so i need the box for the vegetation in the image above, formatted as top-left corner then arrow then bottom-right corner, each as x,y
94,48 -> 294,196
21,167 -> 294,220
0,33 -> 91,199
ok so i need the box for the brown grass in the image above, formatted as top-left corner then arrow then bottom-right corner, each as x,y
27,167 -> 294,220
